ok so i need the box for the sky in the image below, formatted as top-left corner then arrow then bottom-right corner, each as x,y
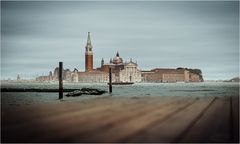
1,1 -> 239,80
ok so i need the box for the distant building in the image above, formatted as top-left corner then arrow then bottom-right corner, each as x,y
64,69 -> 72,81
53,67 -> 59,80
119,61 -> 142,82
78,71 -> 110,83
49,71 -> 53,81
17,74 -> 21,81
36,75 -> 50,82
142,68 -> 201,83
96,52 -> 141,82
71,68 -> 79,82
189,73 -> 201,82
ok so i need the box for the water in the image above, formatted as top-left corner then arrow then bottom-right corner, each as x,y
1,82 -> 239,106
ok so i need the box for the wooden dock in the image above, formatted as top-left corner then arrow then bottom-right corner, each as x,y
1,95 -> 239,143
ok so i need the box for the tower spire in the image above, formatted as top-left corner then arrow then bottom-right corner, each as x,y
85,32 -> 93,52
87,32 -> 91,45
101,58 -> 104,67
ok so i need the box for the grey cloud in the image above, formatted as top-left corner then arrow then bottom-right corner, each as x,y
1,1 -> 239,80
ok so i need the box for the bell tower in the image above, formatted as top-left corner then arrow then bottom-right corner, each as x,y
85,32 -> 93,72
101,58 -> 104,67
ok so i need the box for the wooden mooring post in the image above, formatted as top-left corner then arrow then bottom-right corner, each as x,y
59,62 -> 63,99
109,67 -> 112,93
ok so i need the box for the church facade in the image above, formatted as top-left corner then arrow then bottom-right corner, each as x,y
97,52 -> 142,82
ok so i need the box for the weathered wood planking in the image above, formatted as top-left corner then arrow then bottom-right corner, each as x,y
231,95 -> 239,142
127,97 -> 216,142
1,96 -> 239,143
176,97 -> 230,142
2,96 -> 172,127
2,96 -> 180,142
77,97 -> 199,142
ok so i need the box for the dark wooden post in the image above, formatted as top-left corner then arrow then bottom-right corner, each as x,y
109,67 -> 112,93
59,62 -> 63,99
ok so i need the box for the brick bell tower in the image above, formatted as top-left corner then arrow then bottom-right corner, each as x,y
85,32 -> 93,72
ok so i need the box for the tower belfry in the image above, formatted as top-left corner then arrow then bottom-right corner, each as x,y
85,32 -> 93,72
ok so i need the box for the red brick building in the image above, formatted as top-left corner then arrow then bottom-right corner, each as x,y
141,68 -> 201,83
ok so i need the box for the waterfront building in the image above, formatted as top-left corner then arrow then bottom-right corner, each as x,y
96,52 -> 141,82
53,67 -> 59,80
71,68 -> 79,82
141,68 -> 201,82
64,69 -> 72,82
17,74 -> 21,81
36,75 -> 50,82
118,60 -> 141,82
49,71 -> 53,81
78,71 -> 111,83
189,72 -> 201,82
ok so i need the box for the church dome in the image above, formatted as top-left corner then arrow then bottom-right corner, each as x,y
112,52 -> 123,64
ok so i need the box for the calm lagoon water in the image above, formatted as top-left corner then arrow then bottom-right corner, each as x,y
1,82 -> 239,106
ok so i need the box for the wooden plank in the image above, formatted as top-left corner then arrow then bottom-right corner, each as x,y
2,97 -> 121,125
73,97 -> 199,142
2,96 -> 176,142
3,96 -> 159,124
126,96 -> 216,142
178,96 -> 231,142
35,96 -> 186,141
231,95 -> 239,142
2,96 -> 236,143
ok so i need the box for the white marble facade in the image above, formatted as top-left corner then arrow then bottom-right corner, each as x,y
119,61 -> 141,82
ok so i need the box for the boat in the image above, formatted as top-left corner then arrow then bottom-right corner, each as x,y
108,82 -> 134,85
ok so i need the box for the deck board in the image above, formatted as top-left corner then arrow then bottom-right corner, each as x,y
1,96 -> 239,143
178,96 -> 230,142
231,95 -> 239,142
127,96 -> 215,142
72,97 -> 198,142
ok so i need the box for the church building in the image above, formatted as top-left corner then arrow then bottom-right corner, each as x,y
78,32 -> 141,83
97,52 -> 141,82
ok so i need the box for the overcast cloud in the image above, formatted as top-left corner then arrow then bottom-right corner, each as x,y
1,1 -> 239,80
